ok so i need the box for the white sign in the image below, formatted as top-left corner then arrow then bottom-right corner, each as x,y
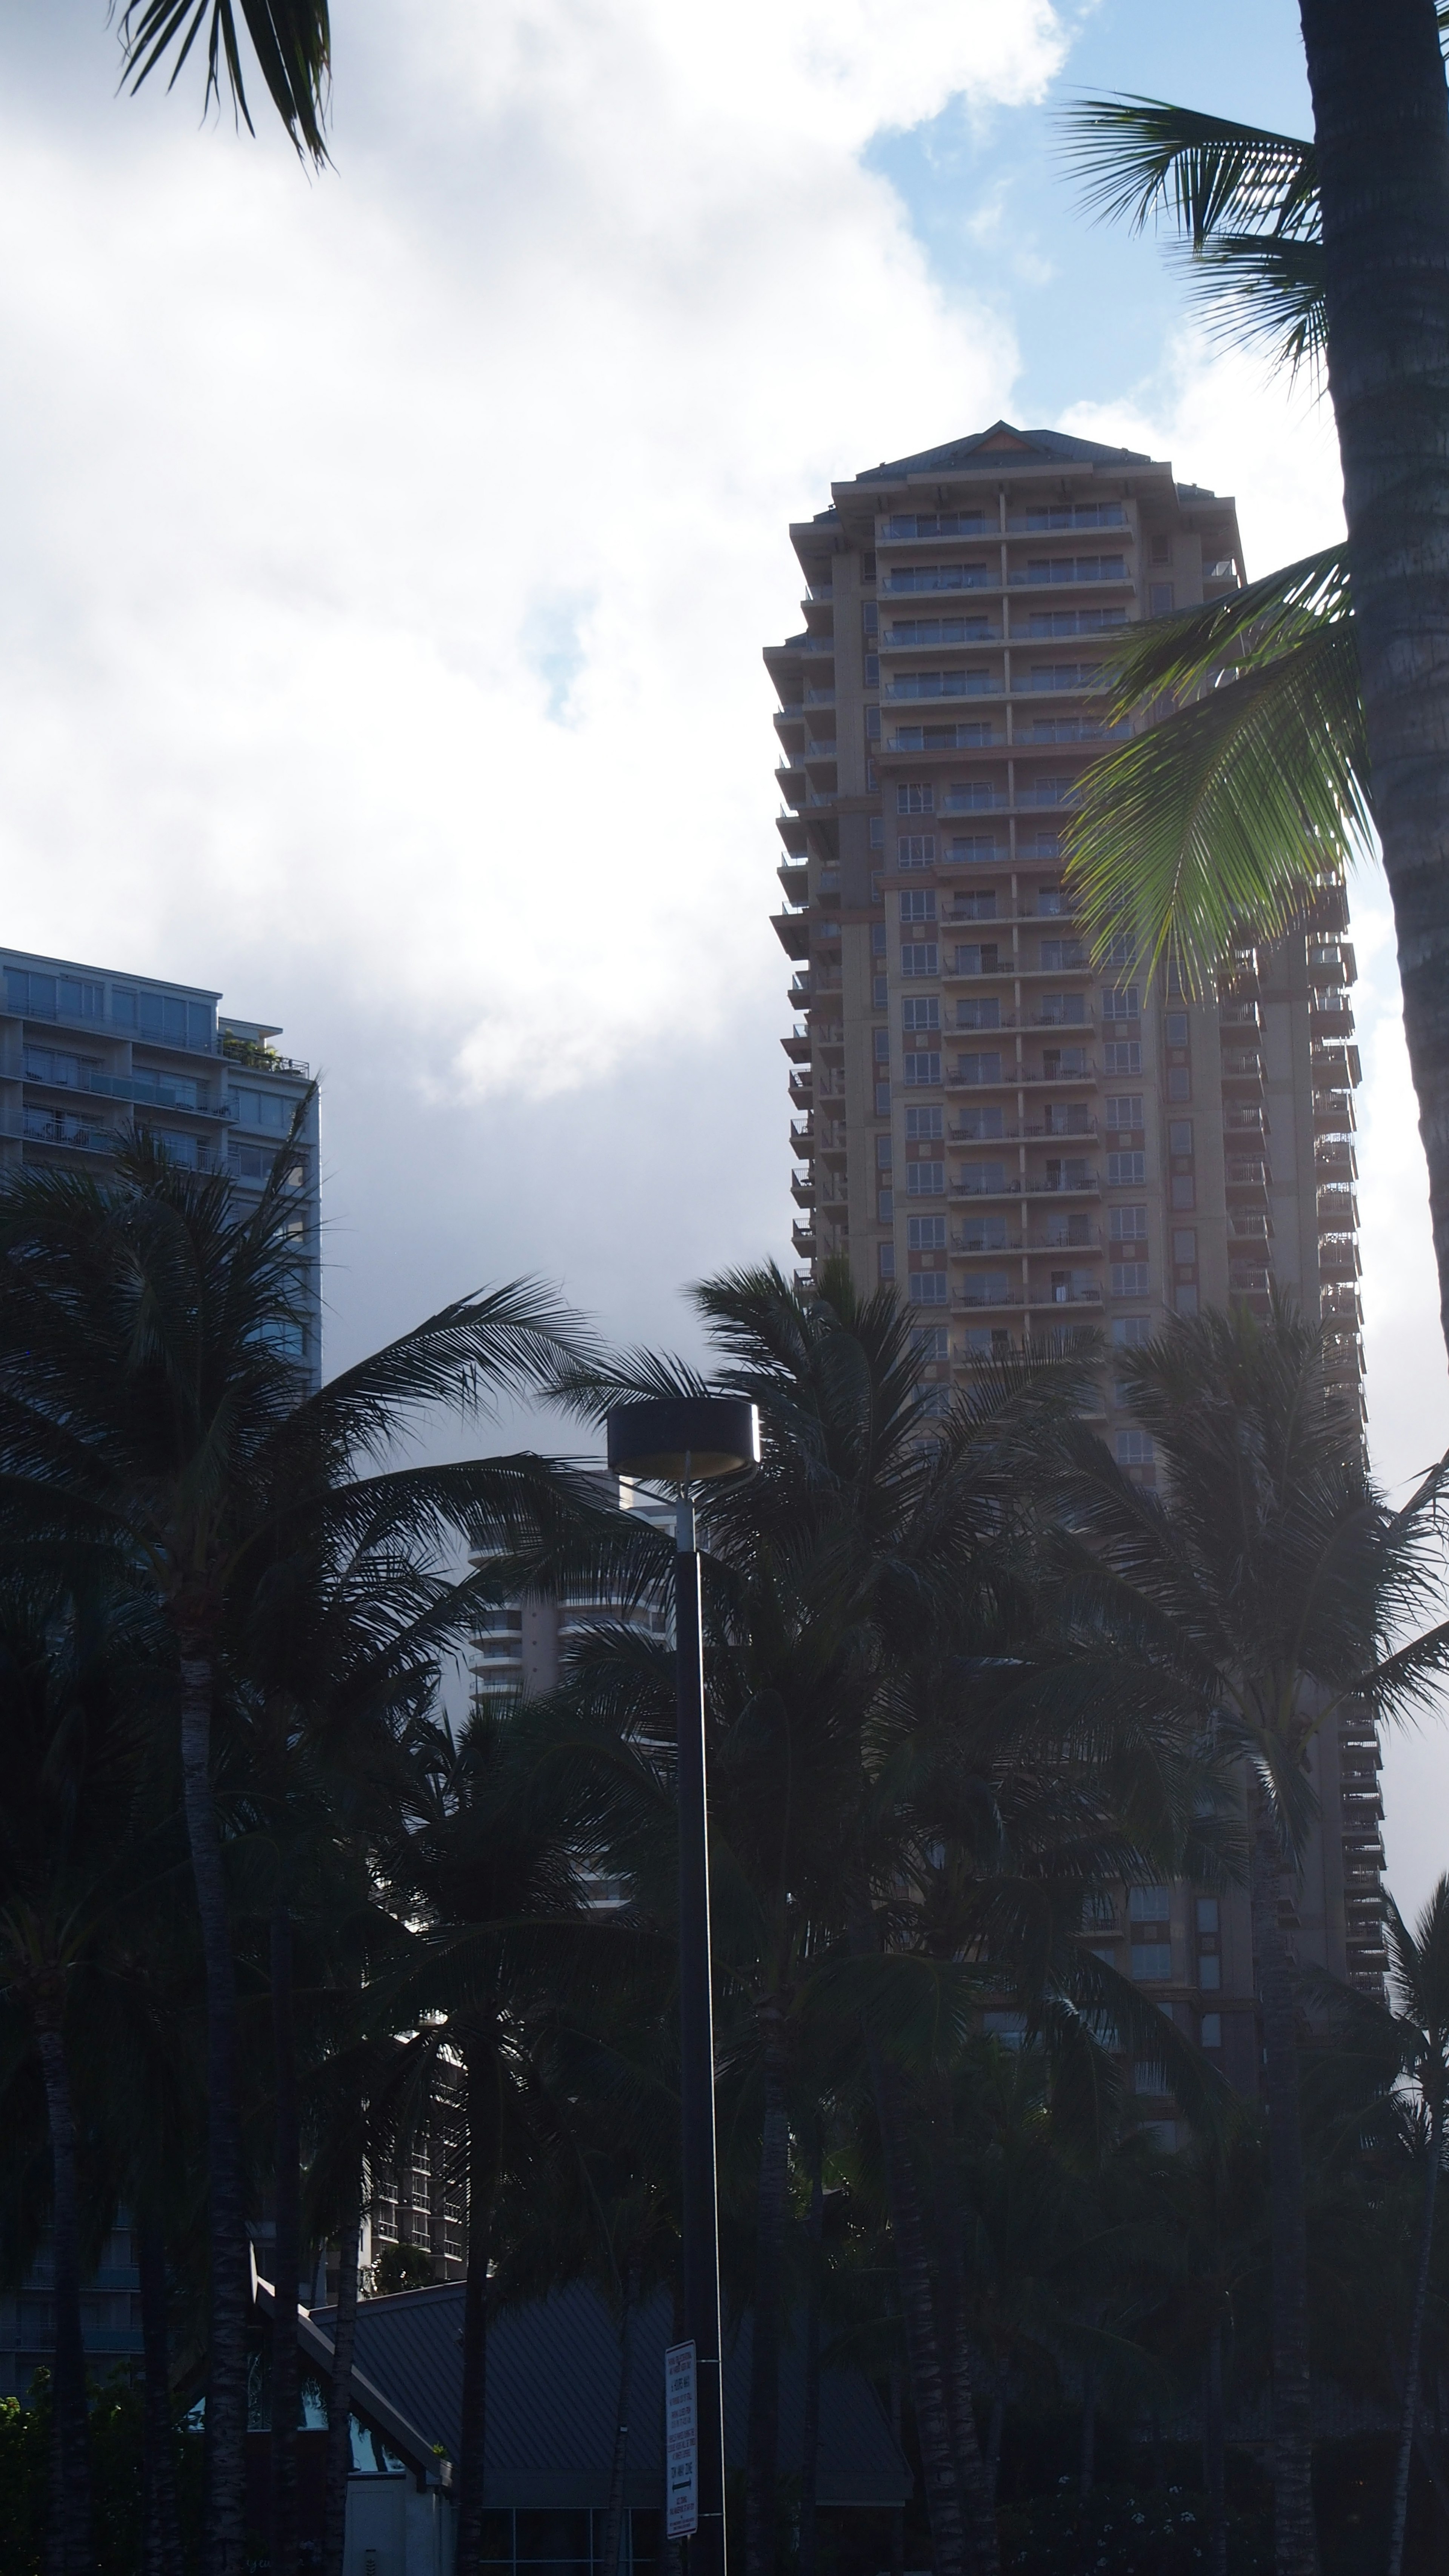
665,2339 -> 698,2539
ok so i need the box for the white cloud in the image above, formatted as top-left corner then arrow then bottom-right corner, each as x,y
0,0 -> 1063,1117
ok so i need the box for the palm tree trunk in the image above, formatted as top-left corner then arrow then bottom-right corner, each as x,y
1248,1796 -> 1319,2576
177,1646 -> 249,2576
456,2047 -> 497,2576
929,2079 -> 998,2562
270,1898 -> 301,2576
1203,2320 -> 1227,2576
889,2359 -> 905,2576
1297,0 -> 1449,1353
138,2215 -> 185,2576
797,2137 -> 824,2576
866,2040 -> 978,2576
601,2257 -> 640,2576
1078,2359 -> 1096,2503
745,2009 -> 791,2576
985,2376 -> 1005,2507
35,2022 -> 93,2576
321,2194 -> 361,2576
1387,2098 -> 1444,2576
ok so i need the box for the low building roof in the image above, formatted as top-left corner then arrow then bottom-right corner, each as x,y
309,2282 -> 910,2511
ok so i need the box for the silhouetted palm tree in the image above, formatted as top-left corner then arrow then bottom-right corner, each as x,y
1058,1298 -> 1449,2576
0,1137 -> 596,2576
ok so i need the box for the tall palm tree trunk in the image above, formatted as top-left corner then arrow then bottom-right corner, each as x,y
321,2193 -> 361,2576
1387,2099 -> 1444,2576
601,2257 -> 640,2576
138,2215 -> 185,2576
35,2021 -> 93,2576
1203,2318 -> 1228,2576
270,1898 -> 302,2576
1078,2359 -> 1097,2503
745,2009 -> 791,2576
797,2138 -> 824,2576
177,1648 -> 249,2576
1248,1798 -> 1319,2576
864,2038 -> 973,2576
929,2080 -> 998,2560
1297,0 -> 1449,1352
457,2047 -> 497,2576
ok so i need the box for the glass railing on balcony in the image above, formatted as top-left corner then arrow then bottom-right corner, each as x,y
1014,557 -> 1130,585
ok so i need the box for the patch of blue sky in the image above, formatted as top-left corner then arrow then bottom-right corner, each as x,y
520,593 -> 593,727
864,0 -> 1315,426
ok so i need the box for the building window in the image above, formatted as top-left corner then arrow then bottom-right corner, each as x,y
905,1106 -> 943,1140
1112,1316 -> 1152,1350
902,998 -> 940,1032
878,1243 -> 895,1280
875,1081 -> 891,1115
874,976 -> 889,1009
874,1029 -> 890,1062
1102,987 -> 1140,1021
897,783 -> 934,814
901,943 -> 939,977
862,601 -> 878,638
1110,1206 -> 1148,1241
1169,1120 -> 1194,1154
875,1135 -> 893,1170
1105,1096 -> 1144,1130
1111,1263 -> 1151,1296
869,815 -> 884,847
898,835 -> 935,868
912,1324 -> 949,1360
900,890 -> 937,922
865,706 -> 881,742
877,1191 -> 894,1222
907,1215 -> 947,1249
1165,1010 -> 1189,1044
1117,1429 -> 1155,1467
1149,582 -> 1175,615
1200,2012 -> 1223,2048
906,1162 -> 945,1195
1171,1176 -> 1196,1209
903,1052 -> 942,1086
908,1272 -> 948,1304
1103,1041 -> 1142,1075
1106,1151 -> 1147,1185
1167,1067 -> 1191,1100
1176,1284 -> 1200,1314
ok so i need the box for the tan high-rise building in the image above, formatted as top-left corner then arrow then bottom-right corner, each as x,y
766,420 -> 1384,2093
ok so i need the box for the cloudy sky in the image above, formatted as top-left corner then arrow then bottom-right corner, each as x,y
4,0 -> 1447,1908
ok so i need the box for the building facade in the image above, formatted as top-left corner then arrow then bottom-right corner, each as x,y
765,421 -> 1382,2106
0,944 -> 321,1385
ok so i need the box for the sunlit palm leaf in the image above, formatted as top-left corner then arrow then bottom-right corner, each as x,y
1065,547 -> 1370,993
118,0 -> 329,165
1061,97 -> 1319,245
1096,543 -> 1351,714
1166,232 -> 1328,379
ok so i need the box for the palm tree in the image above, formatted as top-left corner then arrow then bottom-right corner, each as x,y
1055,1297 -> 1449,2576
1374,1878 -> 1449,2576
558,1257 -> 1233,2576
0,1573 -> 173,2576
116,0 -> 330,163
1060,11 -> 1449,1357
0,1137 -> 598,2576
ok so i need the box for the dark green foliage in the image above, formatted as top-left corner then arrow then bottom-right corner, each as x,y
0,2375 -> 204,2576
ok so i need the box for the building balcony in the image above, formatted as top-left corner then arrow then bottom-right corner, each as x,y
791,1222 -> 815,1258
790,1171 -> 814,1207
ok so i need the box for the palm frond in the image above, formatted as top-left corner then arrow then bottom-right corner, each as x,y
1166,232 -> 1327,380
1065,623 -> 1371,994
1097,545 -> 1351,717
1060,97 -> 1318,246
117,0 -> 330,164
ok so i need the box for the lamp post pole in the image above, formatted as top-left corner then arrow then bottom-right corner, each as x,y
673,1485 -> 727,2576
605,1398 -> 758,2576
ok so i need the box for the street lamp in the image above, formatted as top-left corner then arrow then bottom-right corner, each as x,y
605,1396 -> 760,2576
